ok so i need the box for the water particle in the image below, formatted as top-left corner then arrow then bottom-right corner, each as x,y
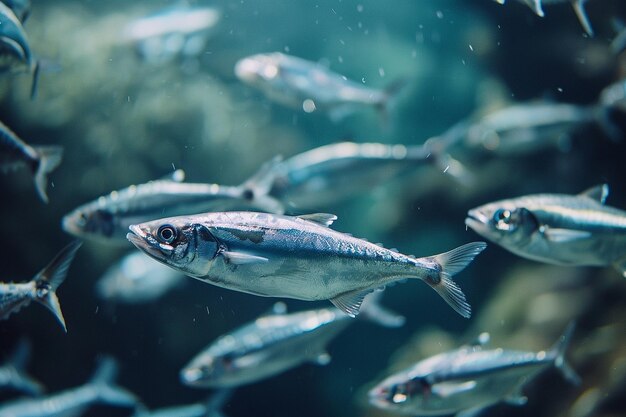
469,44 -> 474,51
284,45 -> 290,52
361,77 -> 366,84
378,67 -> 385,77
303,99 -> 317,113
436,10 -> 444,19
557,87 -> 563,93
338,55 -> 344,63
357,4 -> 363,12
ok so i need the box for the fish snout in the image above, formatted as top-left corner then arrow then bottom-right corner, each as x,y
465,209 -> 490,234
180,366 -> 205,385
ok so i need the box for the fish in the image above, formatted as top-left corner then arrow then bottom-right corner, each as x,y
0,357 -> 139,417
0,340 -> 43,396
0,240 -> 81,332
0,120 -> 63,203
234,52 -> 407,121
1,0 -> 31,22
180,293 -> 404,388
62,159 -> 284,244
132,389 -> 232,417
95,251 -> 186,304
465,184 -> 626,276
493,0 -> 594,36
600,78 -> 626,112
126,211 -> 486,318
368,323 -> 580,416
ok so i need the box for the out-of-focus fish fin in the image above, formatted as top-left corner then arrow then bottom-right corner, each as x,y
612,256 -> 626,278
240,156 -> 285,214
610,19 -> 626,54
330,288 -> 374,317
33,240 -> 82,332
297,213 -> 337,227
542,227 -> 591,243
221,251 -> 268,265
358,291 -> 405,328
312,352 -> 331,365
375,76 -> 411,127
31,145 -> 63,203
204,388 -> 234,417
90,356 -> 139,408
503,387 -> 528,406
550,321 -> 581,386
6,339 -> 44,396
0,36 -> 27,61
30,59 -> 40,99
433,152 -> 475,187
528,0 -> 545,17
494,0 -> 506,5
579,184 -> 608,204
571,0 -> 593,36
426,242 -> 487,318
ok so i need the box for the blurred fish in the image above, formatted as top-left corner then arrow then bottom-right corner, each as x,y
235,52 -> 407,121
62,160 -> 284,244
127,211 -> 486,318
96,251 -> 185,304
180,293 -> 404,388
133,389 -> 232,417
610,19 -> 626,55
0,357 -> 139,417
494,0 -> 594,36
1,0 -> 30,22
0,240 -> 81,332
122,5 -> 220,65
466,184 -> 626,276
0,120 -> 62,204
0,340 -> 43,396
600,78 -> 626,112
368,323 -> 580,416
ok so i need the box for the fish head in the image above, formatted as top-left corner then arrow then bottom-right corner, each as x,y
466,200 -> 539,249
369,374 -> 430,413
126,216 -> 220,277
234,53 -> 281,87
180,348 -> 244,388
62,207 -> 117,241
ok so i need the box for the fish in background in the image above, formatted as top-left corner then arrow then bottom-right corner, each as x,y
0,120 -> 62,204
62,159 -> 284,244
121,5 -> 220,66
493,0 -> 594,36
368,323 -> 580,416
466,184 -> 626,276
610,18 -> 626,55
127,211 -> 486,318
1,0 -> 30,22
0,340 -> 43,396
600,78 -> 626,112
0,240 -> 81,332
181,292 -> 404,388
132,389 -> 232,417
96,251 -> 186,304
235,52 -> 407,122
0,357 -> 139,417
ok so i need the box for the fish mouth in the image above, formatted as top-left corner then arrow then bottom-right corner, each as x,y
368,386 -> 391,408
126,226 -> 165,261
465,209 -> 489,233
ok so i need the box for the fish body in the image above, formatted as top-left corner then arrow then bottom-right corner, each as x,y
127,211 -> 486,318
0,341 -> 42,396
0,241 -> 81,332
96,251 -> 185,303
235,52 -> 403,120
62,163 -> 284,244
369,324 -> 579,415
466,185 -> 626,275
0,358 -> 138,417
494,0 -> 593,36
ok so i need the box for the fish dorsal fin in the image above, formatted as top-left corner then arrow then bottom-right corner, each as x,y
297,213 -> 337,227
330,288 -> 374,317
221,251 -> 269,265
579,184 -> 608,204
542,227 -> 591,243
467,332 -> 490,347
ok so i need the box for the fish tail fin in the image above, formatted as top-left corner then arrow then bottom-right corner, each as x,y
33,240 -> 82,332
376,77 -> 410,126
571,0 -> 593,36
89,356 -> 139,408
240,155 -> 285,214
30,60 -> 40,99
358,291 -> 405,328
550,321 -> 582,386
204,388 -> 234,417
31,145 -> 63,203
425,242 -> 487,318
7,339 -> 43,395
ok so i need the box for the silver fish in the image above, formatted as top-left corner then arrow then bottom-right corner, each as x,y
0,357 -> 138,417
234,52 -> 405,121
0,340 -> 42,397
368,323 -> 580,416
96,251 -> 185,304
180,293 -> 404,388
493,0 -> 593,36
62,160 -> 284,244
126,211 -> 486,318
466,184 -> 626,276
0,240 -> 81,332
133,390 -> 232,417
0,120 -> 63,203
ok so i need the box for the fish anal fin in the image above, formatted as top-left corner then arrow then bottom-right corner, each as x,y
297,213 -> 337,227
221,251 -> 268,265
330,289 -> 374,317
579,184 -> 608,204
542,227 -> 591,243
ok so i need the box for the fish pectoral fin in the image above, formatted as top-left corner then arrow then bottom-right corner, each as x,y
578,184 -> 609,204
542,227 -> 591,243
330,288 -> 375,317
221,251 -> 269,265
297,213 -> 337,227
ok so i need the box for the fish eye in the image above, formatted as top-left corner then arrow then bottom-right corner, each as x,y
157,224 -> 177,244
493,209 -> 511,223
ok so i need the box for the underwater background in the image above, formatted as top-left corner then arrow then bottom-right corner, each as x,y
1,0 -> 626,416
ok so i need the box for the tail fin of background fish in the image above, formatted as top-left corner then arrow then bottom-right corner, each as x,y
358,291 -> 405,328
425,242 -> 487,318
89,356 -> 139,409
423,131 -> 476,187
5,339 -> 43,396
33,240 -> 82,332
376,77 -> 410,127
31,145 -> 63,203
240,155 -> 285,214
549,321 -> 581,385
204,389 -> 234,417
571,0 -> 593,37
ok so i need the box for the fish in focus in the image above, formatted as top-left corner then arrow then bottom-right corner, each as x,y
0,240 -> 81,332
0,340 -> 42,396
62,160 -> 284,244
96,251 -> 185,304
235,52 -> 406,121
127,211 -> 486,318
180,293 -> 404,388
0,357 -> 138,417
0,120 -> 63,203
132,389 -> 232,417
466,184 -> 626,276
493,0 -> 594,36
368,323 -> 580,416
